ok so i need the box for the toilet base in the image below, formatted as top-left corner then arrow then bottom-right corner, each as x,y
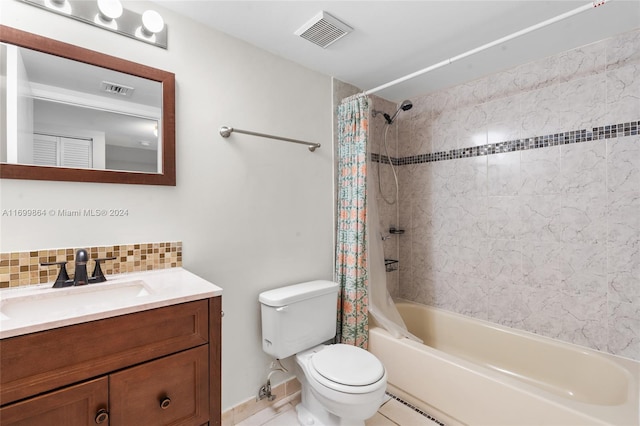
295,370 -> 367,426
296,402 -> 364,426
293,345 -> 386,426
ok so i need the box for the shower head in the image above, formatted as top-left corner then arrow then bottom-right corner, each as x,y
384,100 -> 413,124
399,100 -> 413,111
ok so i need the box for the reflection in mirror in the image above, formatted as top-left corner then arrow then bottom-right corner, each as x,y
32,100 -> 160,172
0,25 -> 175,185
1,44 -> 162,173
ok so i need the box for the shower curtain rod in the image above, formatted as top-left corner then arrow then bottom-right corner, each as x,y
219,126 -> 321,152
364,0 -> 612,95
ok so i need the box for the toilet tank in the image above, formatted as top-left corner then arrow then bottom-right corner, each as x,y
259,280 -> 339,359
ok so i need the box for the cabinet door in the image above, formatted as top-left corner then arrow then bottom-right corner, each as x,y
110,346 -> 209,426
0,377 -> 108,426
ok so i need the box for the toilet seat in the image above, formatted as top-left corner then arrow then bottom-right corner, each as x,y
307,344 -> 385,394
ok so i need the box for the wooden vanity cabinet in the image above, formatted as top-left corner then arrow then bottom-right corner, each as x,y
0,377 -> 108,425
110,346 -> 209,425
0,296 -> 221,426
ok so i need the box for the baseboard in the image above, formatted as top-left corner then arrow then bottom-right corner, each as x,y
222,377 -> 301,425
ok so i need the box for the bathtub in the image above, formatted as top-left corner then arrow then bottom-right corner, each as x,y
368,301 -> 639,426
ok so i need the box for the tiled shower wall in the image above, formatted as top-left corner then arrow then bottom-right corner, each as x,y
370,96 -> 402,297
377,28 -> 639,360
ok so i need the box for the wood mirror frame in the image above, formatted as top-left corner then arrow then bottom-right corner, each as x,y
0,25 -> 176,185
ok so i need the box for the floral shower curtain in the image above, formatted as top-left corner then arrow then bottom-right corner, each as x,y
335,94 -> 369,349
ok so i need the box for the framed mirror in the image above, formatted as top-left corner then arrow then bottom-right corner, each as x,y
0,25 -> 175,185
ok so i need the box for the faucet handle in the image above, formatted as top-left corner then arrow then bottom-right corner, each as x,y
91,256 -> 117,283
40,261 -> 72,288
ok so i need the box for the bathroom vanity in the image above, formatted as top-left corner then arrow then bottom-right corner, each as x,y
0,268 -> 222,425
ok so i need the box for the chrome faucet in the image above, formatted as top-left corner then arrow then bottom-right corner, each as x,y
41,248 -> 116,288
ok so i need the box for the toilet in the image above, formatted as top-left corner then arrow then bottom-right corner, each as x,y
259,280 -> 387,426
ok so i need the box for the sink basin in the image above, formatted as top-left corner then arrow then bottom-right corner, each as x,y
0,280 -> 151,323
0,267 -> 222,339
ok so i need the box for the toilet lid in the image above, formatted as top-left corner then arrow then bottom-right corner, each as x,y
310,344 -> 385,386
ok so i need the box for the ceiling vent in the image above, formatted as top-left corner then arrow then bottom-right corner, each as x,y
101,81 -> 135,97
294,11 -> 353,49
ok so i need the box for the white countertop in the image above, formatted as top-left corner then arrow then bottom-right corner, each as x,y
0,267 -> 222,339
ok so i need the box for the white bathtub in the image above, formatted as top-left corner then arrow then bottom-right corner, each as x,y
368,301 -> 639,426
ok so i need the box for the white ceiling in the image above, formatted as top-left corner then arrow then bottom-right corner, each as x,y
153,0 -> 640,102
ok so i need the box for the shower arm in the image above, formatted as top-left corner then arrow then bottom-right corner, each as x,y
219,126 -> 321,152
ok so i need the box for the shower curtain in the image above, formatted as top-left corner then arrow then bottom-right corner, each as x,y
335,94 -> 419,349
366,159 -> 422,343
335,94 -> 370,348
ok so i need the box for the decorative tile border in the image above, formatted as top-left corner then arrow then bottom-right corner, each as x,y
373,120 -> 639,165
386,392 -> 445,425
0,241 -> 182,288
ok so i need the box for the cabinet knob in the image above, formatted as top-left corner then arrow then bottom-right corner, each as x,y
160,396 -> 171,409
95,408 -> 109,424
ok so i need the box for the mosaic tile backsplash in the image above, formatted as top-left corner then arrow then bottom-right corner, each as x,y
0,241 -> 182,288
370,28 -> 640,361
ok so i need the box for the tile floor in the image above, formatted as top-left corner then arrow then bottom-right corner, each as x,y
236,394 -> 441,425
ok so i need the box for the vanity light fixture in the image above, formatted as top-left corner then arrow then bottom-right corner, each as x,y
44,0 -> 71,14
20,0 -> 168,49
143,10 -> 165,35
135,10 -> 165,43
94,0 -> 123,30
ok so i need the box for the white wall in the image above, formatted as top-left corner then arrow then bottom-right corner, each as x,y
3,44 -> 34,164
0,0 -> 334,409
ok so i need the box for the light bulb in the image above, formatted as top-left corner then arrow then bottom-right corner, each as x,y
97,0 -> 123,20
142,10 -> 164,35
44,0 -> 71,14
